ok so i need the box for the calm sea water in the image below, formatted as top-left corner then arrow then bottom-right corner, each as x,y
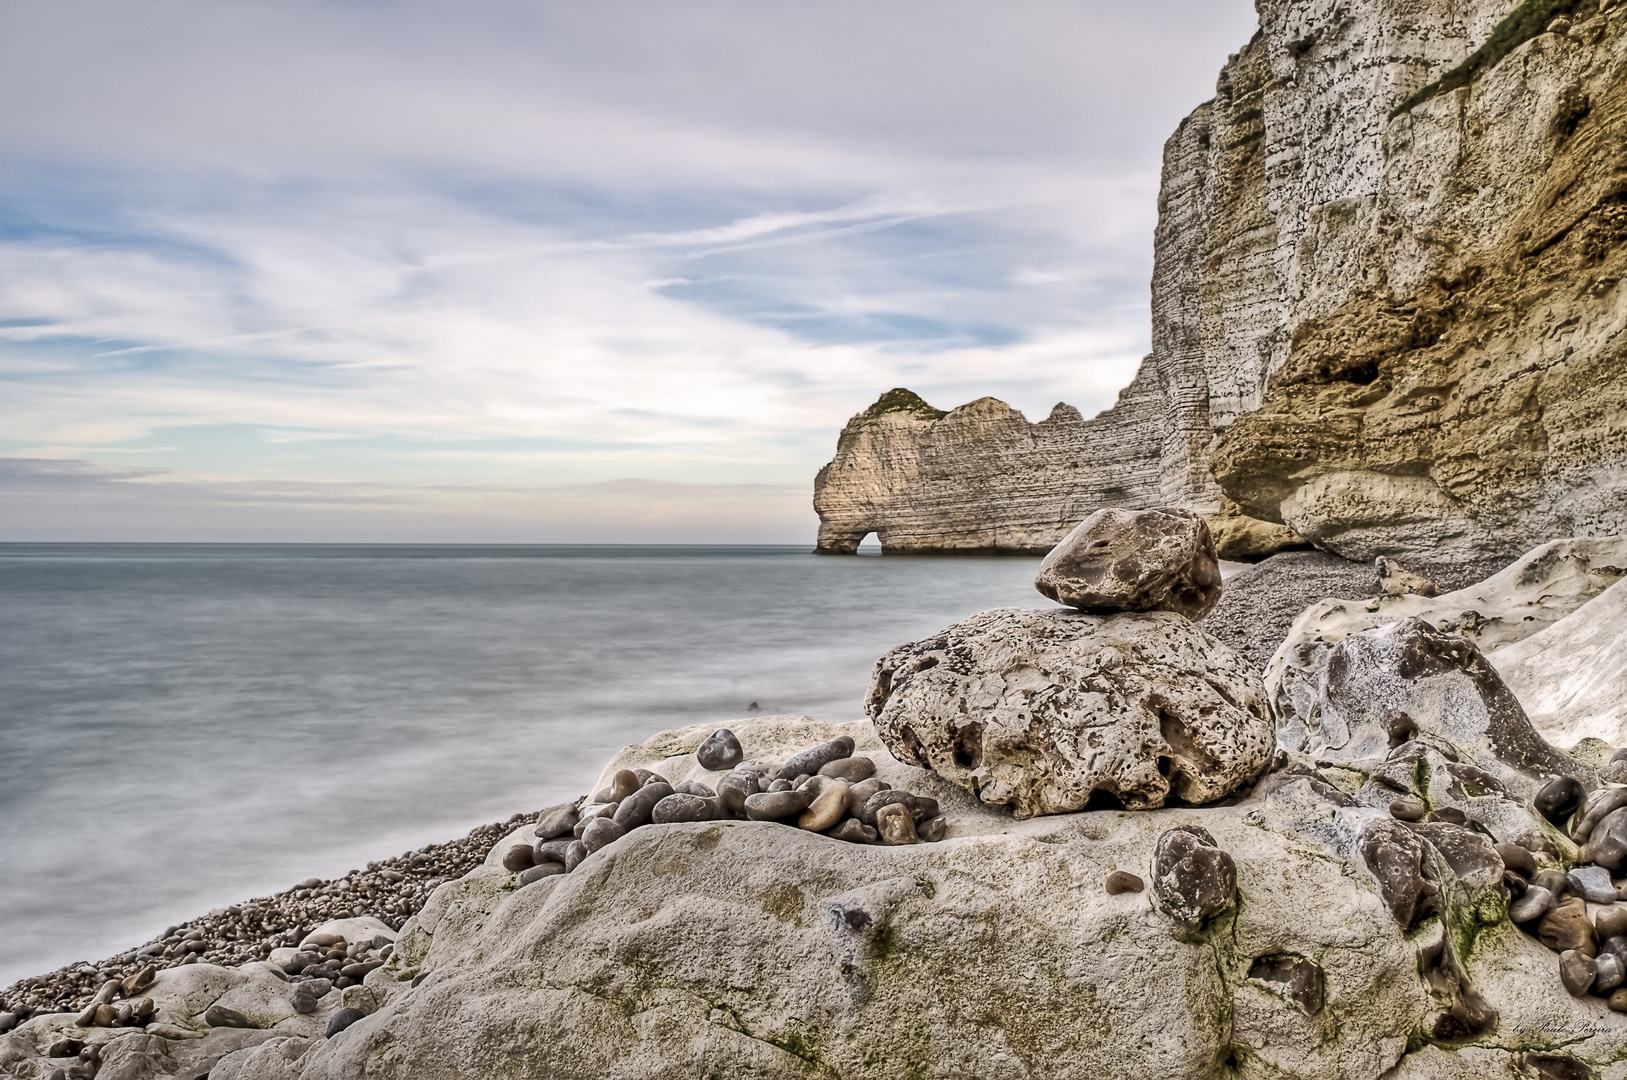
0,544 -> 1048,984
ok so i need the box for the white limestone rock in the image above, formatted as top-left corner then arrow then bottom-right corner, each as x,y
865,608 -> 1273,817
1489,576 -> 1627,748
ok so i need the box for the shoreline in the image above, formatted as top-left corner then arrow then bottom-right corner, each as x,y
0,811 -> 536,1026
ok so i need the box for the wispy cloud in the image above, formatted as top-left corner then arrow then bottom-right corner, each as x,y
0,0 -> 1260,540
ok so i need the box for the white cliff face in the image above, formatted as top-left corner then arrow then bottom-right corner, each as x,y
818,0 -> 1627,562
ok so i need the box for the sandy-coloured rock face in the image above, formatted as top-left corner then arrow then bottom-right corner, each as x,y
1489,575 -> 1627,747
1033,507 -> 1222,619
865,607 -> 1273,816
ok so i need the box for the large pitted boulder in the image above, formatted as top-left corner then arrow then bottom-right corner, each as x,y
865,608 -> 1272,816
1034,507 -> 1222,620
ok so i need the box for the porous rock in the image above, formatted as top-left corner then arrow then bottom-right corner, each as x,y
867,607 -> 1272,816
1032,507 -> 1222,620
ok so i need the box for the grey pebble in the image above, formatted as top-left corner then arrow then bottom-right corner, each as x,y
501,845 -> 534,873
534,805 -> 579,840
1388,796 -> 1426,822
766,778 -> 792,792
203,1004 -> 253,1029
1598,951 -> 1626,994
717,771 -> 761,816
1510,885 -> 1555,923
581,817 -> 627,853
829,819 -> 877,844
534,837 -> 575,865
1569,865 -> 1616,904
818,756 -> 877,783
517,863 -> 566,887
674,780 -> 716,798
326,1008 -> 367,1038
651,793 -> 722,824
696,729 -> 744,771
845,778 -> 889,818
919,815 -> 948,843
744,789 -> 815,821
777,737 -> 857,782
564,840 -> 589,872
613,783 -> 674,829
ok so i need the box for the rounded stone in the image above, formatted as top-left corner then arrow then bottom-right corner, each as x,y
1560,949 -> 1598,996
1596,951 -> 1626,994
326,1008 -> 366,1038
797,780 -> 850,832
1533,869 -> 1573,898
534,805 -> 579,840
744,789 -> 814,822
918,815 -> 948,842
203,1004 -> 252,1029
1388,796 -> 1426,822
695,729 -> 744,771
501,845 -> 535,873
573,803 -> 617,838
1151,826 -> 1237,929
651,793 -> 721,825
776,737 -> 857,782
534,837 -> 574,865
716,771 -> 761,817
581,817 -> 628,853
1597,906 -> 1627,941
766,778 -> 793,793
674,780 -> 716,798
517,863 -> 566,887
1510,885 -> 1555,923
1535,776 -> 1584,823
1033,507 -> 1222,619
1589,807 -> 1627,872
845,778 -> 888,817
563,840 -> 588,872
1494,843 -> 1536,877
1105,871 -> 1145,895
1540,897 -> 1598,956
1424,806 -> 1467,825
829,819 -> 877,844
818,756 -> 877,783
1568,865 -> 1616,904
1612,988 -> 1627,1014
611,770 -> 642,802
875,802 -> 919,845
859,790 -> 917,827
613,783 -> 674,830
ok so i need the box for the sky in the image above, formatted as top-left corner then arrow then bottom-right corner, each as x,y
0,0 -> 1260,543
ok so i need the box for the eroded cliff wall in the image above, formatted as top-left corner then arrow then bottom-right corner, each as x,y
815,0 -> 1627,561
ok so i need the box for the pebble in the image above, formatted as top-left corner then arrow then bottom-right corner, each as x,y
674,781 -> 716,798
534,805 -> 578,840
1424,806 -> 1466,825
573,803 -> 617,838
1535,776 -> 1584,823
0,1013 -> 16,1034
766,778 -> 793,793
1569,865 -> 1616,904
517,863 -> 565,887
291,988 -> 320,1015
651,793 -> 722,824
564,841 -> 588,872
581,817 -> 628,853
1598,951 -> 1626,993
829,819 -> 878,844
119,965 -> 155,997
1105,871 -> 1145,895
1577,788 -> 1627,842
534,837 -> 574,864
716,770 -> 761,816
1612,987 -> 1627,1013
798,781 -> 851,832
859,790 -> 917,827
845,778 -> 889,818
1494,843 -> 1536,877
777,737 -> 857,782
744,789 -> 815,822
1533,869 -> 1573,898
918,815 -> 947,843
876,803 -> 919,845
326,1007 -> 366,1038
1388,796 -> 1426,822
613,783 -> 675,829
818,756 -> 877,783
1590,808 -> 1627,872
595,770 -> 641,804
1510,886 -> 1554,923
203,1004 -> 253,1029
1560,949 -> 1598,996
635,769 -> 669,787
501,845 -> 535,872
695,729 -> 744,771
1598,907 -> 1627,940
1540,897 -> 1598,956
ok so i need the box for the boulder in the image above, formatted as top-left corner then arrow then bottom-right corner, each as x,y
1488,576 -> 1627,747
865,607 -> 1273,816
1033,507 -> 1222,620
1267,538 -> 1627,742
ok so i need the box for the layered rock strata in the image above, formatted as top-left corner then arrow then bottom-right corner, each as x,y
817,0 -> 1627,561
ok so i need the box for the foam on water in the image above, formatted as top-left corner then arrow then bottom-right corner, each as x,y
0,543 -> 1047,983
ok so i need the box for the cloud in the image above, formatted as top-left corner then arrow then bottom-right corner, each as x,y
0,0 -> 1260,540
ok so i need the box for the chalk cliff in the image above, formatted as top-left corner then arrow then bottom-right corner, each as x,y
817,0 -> 1627,561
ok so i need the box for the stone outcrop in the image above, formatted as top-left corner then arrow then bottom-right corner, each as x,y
865,608 -> 1273,816
190,714 -> 1627,1080
816,0 -> 1627,562
1490,576 -> 1627,747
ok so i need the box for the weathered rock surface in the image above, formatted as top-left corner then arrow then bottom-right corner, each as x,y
816,0 -> 1627,563
1033,507 -> 1222,619
865,607 -> 1273,816
1267,537 -> 1627,741
207,715 -> 1627,1080
1489,575 -> 1627,747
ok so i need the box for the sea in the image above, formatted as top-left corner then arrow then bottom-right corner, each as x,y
0,543 -> 1049,985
